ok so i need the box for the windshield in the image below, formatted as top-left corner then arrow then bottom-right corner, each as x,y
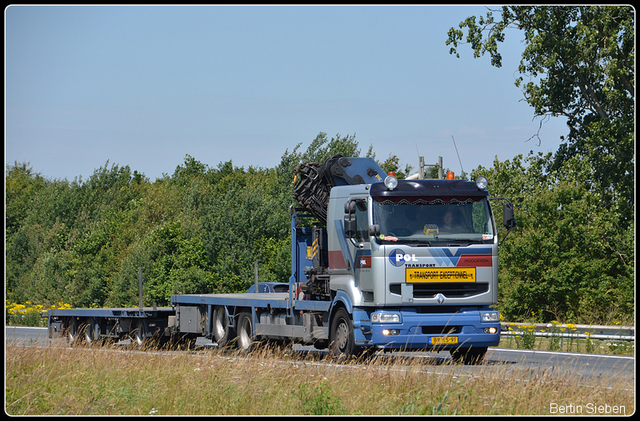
373,197 -> 495,244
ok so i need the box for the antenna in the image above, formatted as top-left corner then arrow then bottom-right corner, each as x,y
451,136 -> 465,177
415,143 -> 424,179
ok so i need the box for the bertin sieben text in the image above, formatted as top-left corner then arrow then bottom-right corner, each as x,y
549,402 -> 626,415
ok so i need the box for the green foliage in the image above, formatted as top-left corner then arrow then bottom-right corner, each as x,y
143,220 -> 214,304
5,162 -> 49,237
5,133 -> 363,308
472,152 -> 633,324
378,153 -> 414,179
399,385 -> 481,416
278,132 -> 361,178
447,6 -> 634,226
449,5 -> 633,325
200,170 -> 290,294
295,382 -> 345,415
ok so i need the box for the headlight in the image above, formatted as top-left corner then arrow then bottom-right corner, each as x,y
481,312 -> 499,322
476,176 -> 488,190
372,313 -> 401,323
384,175 -> 398,190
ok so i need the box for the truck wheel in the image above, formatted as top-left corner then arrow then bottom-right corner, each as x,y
213,306 -> 234,347
450,346 -> 487,365
236,312 -> 255,352
329,308 -> 358,359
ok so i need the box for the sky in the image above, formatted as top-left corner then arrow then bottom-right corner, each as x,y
5,5 -> 569,182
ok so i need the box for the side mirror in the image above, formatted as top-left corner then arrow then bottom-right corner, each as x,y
344,215 -> 357,238
344,198 -> 367,240
369,224 -> 380,237
503,202 -> 516,230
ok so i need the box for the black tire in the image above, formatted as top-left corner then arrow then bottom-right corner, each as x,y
213,306 -> 235,347
83,318 -> 99,345
66,317 -> 80,346
450,346 -> 488,365
329,307 -> 359,359
236,312 -> 255,352
133,319 -> 147,348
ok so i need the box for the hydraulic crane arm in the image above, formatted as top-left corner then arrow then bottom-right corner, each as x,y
292,155 -> 385,225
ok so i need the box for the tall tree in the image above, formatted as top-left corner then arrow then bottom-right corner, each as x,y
472,153 -> 634,324
447,6 -> 634,224
5,162 -> 49,237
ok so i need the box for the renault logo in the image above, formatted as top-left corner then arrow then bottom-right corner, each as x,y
435,293 -> 445,305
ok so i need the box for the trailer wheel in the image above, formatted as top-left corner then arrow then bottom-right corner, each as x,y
66,318 -> 80,346
83,318 -> 99,345
236,312 -> 255,352
213,306 -> 234,347
450,346 -> 487,365
133,319 -> 148,348
329,308 -> 358,358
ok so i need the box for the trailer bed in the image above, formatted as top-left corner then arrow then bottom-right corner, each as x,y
172,293 -> 291,308
172,293 -> 332,312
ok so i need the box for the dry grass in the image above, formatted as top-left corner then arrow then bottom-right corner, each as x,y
5,343 -> 635,415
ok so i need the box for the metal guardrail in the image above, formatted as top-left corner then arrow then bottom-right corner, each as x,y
501,322 -> 635,342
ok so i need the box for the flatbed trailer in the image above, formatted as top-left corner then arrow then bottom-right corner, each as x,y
46,291 -> 330,350
48,306 -> 174,347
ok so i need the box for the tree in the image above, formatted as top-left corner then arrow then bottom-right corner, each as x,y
378,154 -> 414,179
5,162 -> 49,237
171,154 -> 209,184
447,6 -> 634,224
199,168 -> 291,294
278,132 -> 362,179
472,153 -> 633,324
447,6 -> 634,324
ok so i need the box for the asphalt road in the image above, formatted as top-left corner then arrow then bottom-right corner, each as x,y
6,325 -> 634,389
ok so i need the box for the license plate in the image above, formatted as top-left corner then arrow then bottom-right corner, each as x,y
431,336 -> 458,345
406,268 -> 476,283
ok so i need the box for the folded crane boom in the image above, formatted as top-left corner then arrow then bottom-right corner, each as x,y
292,155 -> 385,225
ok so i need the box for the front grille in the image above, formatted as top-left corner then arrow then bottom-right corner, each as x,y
389,283 -> 489,298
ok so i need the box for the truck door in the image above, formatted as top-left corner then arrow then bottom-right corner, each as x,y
340,198 -> 374,300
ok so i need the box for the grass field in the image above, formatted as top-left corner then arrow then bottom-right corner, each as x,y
5,344 -> 634,416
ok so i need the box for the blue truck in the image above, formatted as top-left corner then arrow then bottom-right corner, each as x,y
48,155 -> 516,364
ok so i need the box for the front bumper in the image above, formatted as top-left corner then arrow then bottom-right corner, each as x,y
354,307 -> 501,350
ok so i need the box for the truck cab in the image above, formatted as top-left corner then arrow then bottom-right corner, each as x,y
335,178 -> 498,307
291,160 -> 514,363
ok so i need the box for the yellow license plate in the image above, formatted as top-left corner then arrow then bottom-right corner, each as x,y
406,268 -> 476,283
431,336 -> 458,345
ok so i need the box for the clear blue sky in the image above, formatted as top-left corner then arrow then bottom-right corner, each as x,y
6,5 -> 567,181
